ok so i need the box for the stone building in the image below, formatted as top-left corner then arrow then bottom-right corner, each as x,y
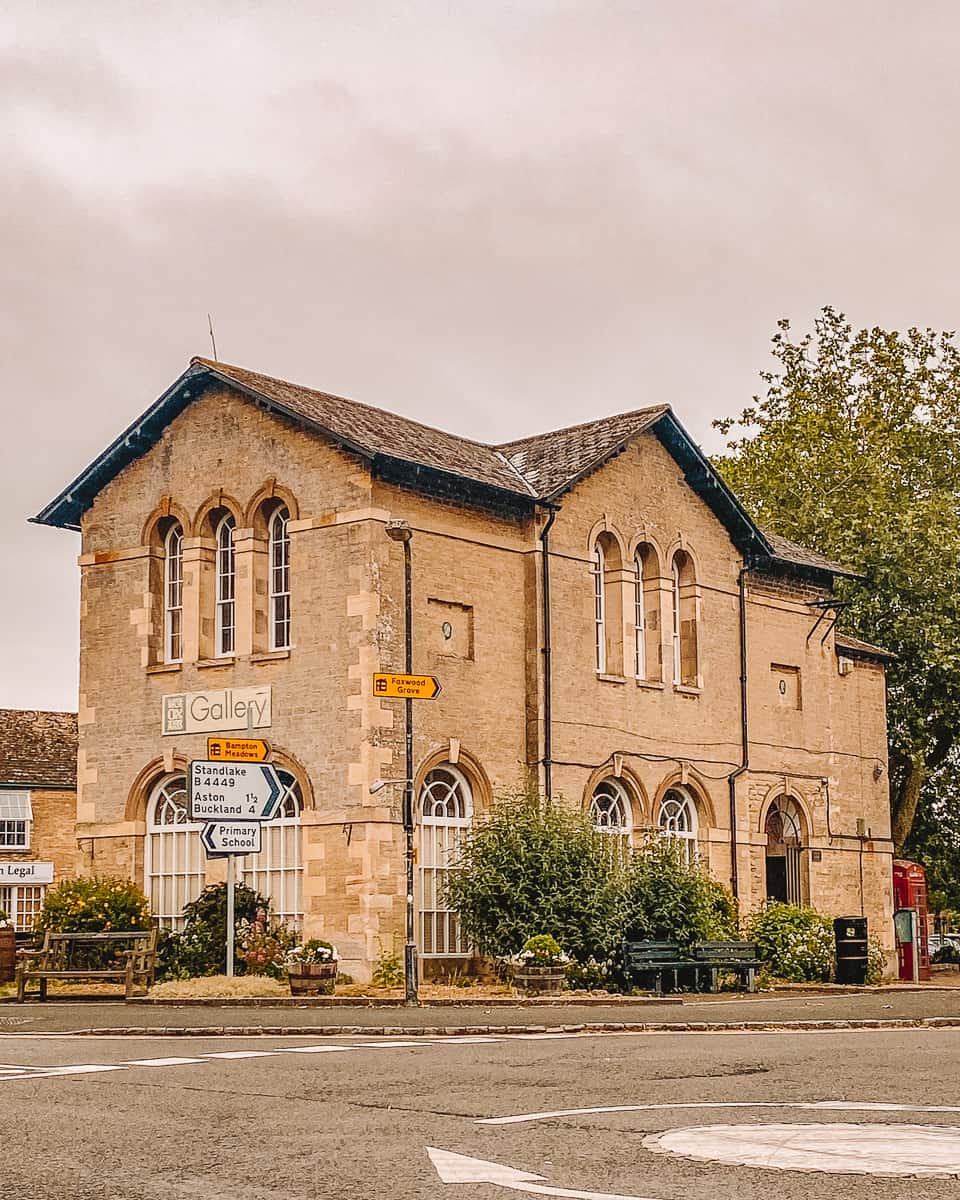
0,710 -> 80,933
35,358 -> 895,978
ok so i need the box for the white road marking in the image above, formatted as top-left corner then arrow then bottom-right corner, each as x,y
202,1050 -> 276,1060
277,1044 -> 360,1054
427,1147 -> 655,1199
479,1100 -> 960,1125
645,1122 -> 960,1177
123,1057 -> 206,1067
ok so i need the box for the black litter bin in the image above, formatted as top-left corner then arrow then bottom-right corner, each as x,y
834,916 -> 868,985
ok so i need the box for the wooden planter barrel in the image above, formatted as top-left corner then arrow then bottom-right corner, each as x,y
513,964 -> 565,996
288,962 -> 338,996
0,927 -> 16,984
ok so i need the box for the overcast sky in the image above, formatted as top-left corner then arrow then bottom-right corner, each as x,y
4,1 -> 960,710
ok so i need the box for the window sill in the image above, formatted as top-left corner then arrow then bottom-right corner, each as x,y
197,657 -> 236,670
635,679 -> 666,691
145,663 -> 182,676
673,684 -> 702,696
250,649 -> 291,664
596,672 -> 627,685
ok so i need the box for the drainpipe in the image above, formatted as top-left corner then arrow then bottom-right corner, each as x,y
727,561 -> 751,898
538,504 -> 559,803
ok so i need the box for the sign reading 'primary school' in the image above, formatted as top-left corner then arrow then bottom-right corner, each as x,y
162,686 -> 272,736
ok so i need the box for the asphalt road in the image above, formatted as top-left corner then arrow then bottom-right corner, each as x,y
2,1026 -> 959,1198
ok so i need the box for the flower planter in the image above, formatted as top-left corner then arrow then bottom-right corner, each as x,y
512,964 -> 565,996
288,961 -> 338,996
0,927 -> 16,984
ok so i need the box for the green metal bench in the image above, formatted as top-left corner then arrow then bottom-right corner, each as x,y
623,938 -> 759,994
692,940 -> 758,993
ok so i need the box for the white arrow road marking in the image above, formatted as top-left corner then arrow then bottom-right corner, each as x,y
427,1147 -> 658,1199
478,1100 -> 960,1125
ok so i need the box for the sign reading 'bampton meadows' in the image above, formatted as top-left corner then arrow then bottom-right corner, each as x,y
162,687 -> 272,736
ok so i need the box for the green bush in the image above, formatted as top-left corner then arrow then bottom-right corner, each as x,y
156,883 -> 271,980
444,791 -> 621,962
745,902 -> 835,982
36,877 -> 151,934
617,840 -> 738,951
518,934 -> 565,966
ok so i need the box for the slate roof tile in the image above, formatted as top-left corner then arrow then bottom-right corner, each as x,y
0,710 -> 78,789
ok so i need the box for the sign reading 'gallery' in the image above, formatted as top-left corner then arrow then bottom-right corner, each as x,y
162,686 -> 272,736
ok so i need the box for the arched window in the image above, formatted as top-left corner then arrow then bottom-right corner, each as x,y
269,505 -> 291,650
592,532 -> 624,675
671,550 -> 698,687
215,514 -> 236,657
658,786 -> 699,863
765,795 -> 805,905
634,544 -> 658,681
240,770 -> 303,928
418,765 -> 473,958
164,523 -> 184,664
590,778 -> 633,859
145,773 -> 203,929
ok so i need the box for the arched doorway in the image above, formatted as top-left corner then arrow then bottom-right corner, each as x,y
765,796 -> 805,904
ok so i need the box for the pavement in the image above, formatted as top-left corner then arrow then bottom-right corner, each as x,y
3,987 -> 960,1034
2,1019 -> 960,1197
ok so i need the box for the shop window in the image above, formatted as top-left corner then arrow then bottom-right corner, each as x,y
418,765 -> 473,957
0,885 -> 44,933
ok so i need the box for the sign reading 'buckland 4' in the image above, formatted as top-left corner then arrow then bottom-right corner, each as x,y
162,687 -> 272,736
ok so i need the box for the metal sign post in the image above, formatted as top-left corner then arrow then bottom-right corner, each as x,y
226,852 -> 236,978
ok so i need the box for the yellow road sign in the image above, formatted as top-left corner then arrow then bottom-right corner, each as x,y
373,673 -> 442,700
206,737 -> 271,762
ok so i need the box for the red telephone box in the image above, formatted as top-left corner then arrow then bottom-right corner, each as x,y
893,859 -> 931,981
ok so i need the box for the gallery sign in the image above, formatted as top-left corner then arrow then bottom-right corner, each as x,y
162,687 -> 272,736
0,861 -> 54,885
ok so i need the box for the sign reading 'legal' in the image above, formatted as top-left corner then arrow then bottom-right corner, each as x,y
187,760 -> 284,822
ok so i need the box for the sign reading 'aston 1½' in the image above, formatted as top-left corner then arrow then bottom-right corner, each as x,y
187,760 -> 284,822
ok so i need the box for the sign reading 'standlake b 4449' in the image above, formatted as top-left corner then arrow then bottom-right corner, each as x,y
188,761 -> 284,822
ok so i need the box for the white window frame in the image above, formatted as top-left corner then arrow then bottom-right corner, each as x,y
418,765 -> 473,958
215,514 -> 236,658
634,553 -> 646,680
590,779 -> 633,859
144,773 -> 203,929
269,506 -> 291,651
0,884 -> 45,933
164,524 -> 184,664
658,786 -> 699,864
239,771 -> 303,929
671,557 -> 682,685
593,542 -> 606,673
0,791 -> 32,850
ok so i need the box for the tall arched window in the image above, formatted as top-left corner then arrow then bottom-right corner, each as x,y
765,795 -> 805,905
671,550 -> 698,687
590,778 -> 633,859
418,765 -> 473,957
634,544 -> 658,681
269,505 -> 291,650
164,523 -> 184,664
240,770 -> 303,928
215,514 -> 236,657
658,786 -> 699,864
592,532 -> 624,675
145,773 -> 203,928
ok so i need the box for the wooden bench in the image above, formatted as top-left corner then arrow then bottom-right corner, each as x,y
621,941 -> 692,995
622,939 -> 759,994
692,940 -> 758,993
16,929 -> 158,1001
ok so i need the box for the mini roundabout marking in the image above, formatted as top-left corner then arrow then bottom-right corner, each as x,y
426,1100 -> 960,1194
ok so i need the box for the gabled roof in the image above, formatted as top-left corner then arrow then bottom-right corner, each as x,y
0,710 -> 77,790
835,632 -> 897,663
32,357 -> 847,580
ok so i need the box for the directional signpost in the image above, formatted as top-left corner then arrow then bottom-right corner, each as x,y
188,759 -> 283,977
206,736 -> 271,762
372,672 -> 442,700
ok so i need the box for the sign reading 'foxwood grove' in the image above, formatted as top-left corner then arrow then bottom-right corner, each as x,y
162,687 -> 272,736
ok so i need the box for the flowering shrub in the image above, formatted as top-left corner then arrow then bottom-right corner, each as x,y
156,882 -> 271,980
36,877 -> 151,934
286,938 -> 337,968
237,910 -> 299,978
865,934 -> 889,983
564,955 -> 615,991
0,909 -> 9,928
745,902 -> 835,982
504,934 -> 569,969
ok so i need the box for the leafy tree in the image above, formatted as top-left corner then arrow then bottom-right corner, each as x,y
714,307 -> 960,850
618,840 -> 738,950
